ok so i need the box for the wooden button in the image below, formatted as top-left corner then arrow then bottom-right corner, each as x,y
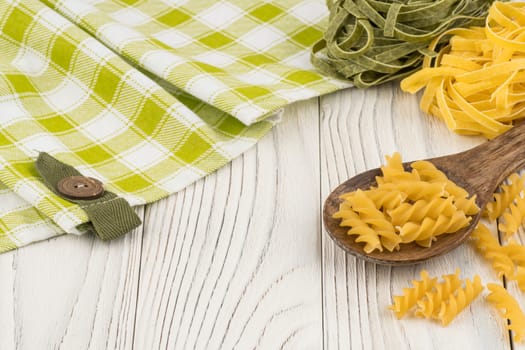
57,176 -> 104,200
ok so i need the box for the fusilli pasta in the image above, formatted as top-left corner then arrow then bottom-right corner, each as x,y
346,190 -> 401,252
501,241 -> 525,268
388,197 -> 457,227
333,206 -> 383,254
485,173 -> 524,221
333,152 -> 479,252
399,212 -> 470,247
487,283 -> 525,342
379,153 -> 420,184
377,182 -> 447,202
411,160 -> 478,214
389,270 -> 438,319
437,275 -> 483,326
391,269 -> 484,327
415,269 -> 462,319
498,195 -> 525,239
470,223 -> 514,278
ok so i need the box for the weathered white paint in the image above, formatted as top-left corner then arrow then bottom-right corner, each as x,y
0,84 -> 520,349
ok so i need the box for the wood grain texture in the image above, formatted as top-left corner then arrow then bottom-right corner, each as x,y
320,84 -> 510,350
495,170 -> 525,350
0,207 -> 144,350
1,84 -> 524,350
132,99 -> 323,350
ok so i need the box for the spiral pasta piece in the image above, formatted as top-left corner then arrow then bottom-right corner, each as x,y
342,189 -> 408,211
388,197 -> 457,227
437,275 -> 483,326
378,169 -> 420,184
415,269 -> 462,319
399,211 -> 471,246
498,195 -> 525,239
501,240 -> 525,268
410,161 -> 467,197
487,283 -> 525,342
470,223 -> 515,278
485,173 -> 525,221
401,2 -> 525,138
389,270 -> 438,319
333,206 -> 383,254
377,181 -> 447,201
410,160 -> 448,182
452,196 -> 480,216
384,152 -> 403,172
410,160 -> 479,214
347,190 -> 401,251
367,190 -> 407,211
378,152 -> 420,184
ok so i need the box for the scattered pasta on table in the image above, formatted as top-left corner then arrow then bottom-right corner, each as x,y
387,169 -> 525,339
389,269 -> 483,326
486,283 -> 525,343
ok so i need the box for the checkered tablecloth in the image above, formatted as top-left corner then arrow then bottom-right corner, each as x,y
0,0 -> 348,252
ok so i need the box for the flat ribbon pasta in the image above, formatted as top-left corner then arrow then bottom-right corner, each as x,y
311,0 -> 493,88
401,2 -> 525,138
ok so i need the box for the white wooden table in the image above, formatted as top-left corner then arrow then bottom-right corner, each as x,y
0,83 -> 522,349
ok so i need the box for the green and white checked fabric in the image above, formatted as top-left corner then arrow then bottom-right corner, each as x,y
44,0 -> 348,124
0,0 -> 347,252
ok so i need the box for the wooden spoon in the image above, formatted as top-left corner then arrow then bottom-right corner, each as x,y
323,120 -> 525,265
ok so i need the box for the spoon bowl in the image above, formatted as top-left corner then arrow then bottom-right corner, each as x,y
323,120 -> 525,265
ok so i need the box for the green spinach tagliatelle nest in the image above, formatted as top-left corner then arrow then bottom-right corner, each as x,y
311,0 -> 496,88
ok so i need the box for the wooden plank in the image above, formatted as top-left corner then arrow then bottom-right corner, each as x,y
320,84 -> 509,349
0,208 -> 144,350
495,170 -> 525,350
133,99 -> 323,349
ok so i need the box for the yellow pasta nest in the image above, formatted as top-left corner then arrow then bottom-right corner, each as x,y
333,152 -> 479,253
400,2 -> 525,139
390,269 -> 483,326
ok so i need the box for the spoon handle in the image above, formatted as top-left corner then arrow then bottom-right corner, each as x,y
469,120 -> 525,172
451,120 -> 525,201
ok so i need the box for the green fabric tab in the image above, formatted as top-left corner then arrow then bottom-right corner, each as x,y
0,0 -> 345,254
311,0 -> 497,88
82,198 -> 142,241
35,153 -> 142,240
